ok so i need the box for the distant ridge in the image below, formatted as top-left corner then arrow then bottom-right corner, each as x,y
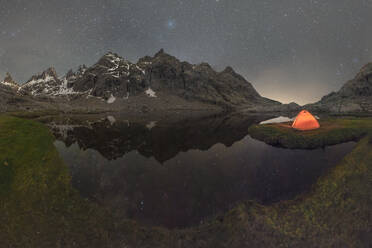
9,49 -> 300,112
306,63 -> 372,113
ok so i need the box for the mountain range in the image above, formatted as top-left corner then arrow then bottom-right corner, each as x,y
306,63 -> 372,113
1,49 -> 371,114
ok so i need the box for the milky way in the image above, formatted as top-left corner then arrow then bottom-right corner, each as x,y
0,0 -> 371,104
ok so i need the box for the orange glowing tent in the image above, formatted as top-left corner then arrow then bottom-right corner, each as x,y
292,110 -> 320,131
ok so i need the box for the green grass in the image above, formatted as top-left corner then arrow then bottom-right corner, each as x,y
0,116 -> 117,247
256,136 -> 372,246
248,118 -> 372,149
0,115 -> 371,247
166,136 -> 372,247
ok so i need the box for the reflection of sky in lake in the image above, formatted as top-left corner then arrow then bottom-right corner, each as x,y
54,129 -> 355,228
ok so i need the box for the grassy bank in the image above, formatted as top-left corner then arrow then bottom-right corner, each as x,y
152,135 -> 372,247
0,116 -> 118,247
240,136 -> 372,247
0,116 -> 371,247
248,118 -> 372,149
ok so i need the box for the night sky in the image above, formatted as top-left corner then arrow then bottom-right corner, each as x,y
0,0 -> 371,104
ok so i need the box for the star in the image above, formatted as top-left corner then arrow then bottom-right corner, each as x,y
0,0 -> 370,105
167,19 -> 176,30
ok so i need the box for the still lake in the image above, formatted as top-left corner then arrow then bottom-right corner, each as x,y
46,113 -> 355,229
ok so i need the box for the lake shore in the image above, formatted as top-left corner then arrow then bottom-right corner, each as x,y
0,115 -> 371,247
248,118 -> 372,149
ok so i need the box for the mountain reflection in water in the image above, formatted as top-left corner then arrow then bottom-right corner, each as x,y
47,113 -> 355,228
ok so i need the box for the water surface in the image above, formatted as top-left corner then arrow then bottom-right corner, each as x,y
48,114 -> 355,228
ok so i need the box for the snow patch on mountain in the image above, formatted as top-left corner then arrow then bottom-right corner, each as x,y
0,73 -> 19,90
146,121 -> 157,130
136,65 -> 146,75
27,75 -> 54,86
145,88 -> 157,98
54,78 -> 78,95
107,116 -> 116,125
0,80 -> 18,90
107,94 -> 116,104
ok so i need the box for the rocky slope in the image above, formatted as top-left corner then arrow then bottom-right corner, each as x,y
12,49 -> 299,113
306,63 -> 372,113
19,67 -> 64,96
0,72 -> 19,90
0,73 -> 53,112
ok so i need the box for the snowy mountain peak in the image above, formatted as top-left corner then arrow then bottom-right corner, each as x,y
24,67 -> 58,86
0,72 -> 19,89
64,65 -> 87,82
4,72 -> 16,83
19,67 -> 64,96
77,64 -> 87,74
44,67 -> 58,78
98,52 -> 125,65
14,49 -> 282,109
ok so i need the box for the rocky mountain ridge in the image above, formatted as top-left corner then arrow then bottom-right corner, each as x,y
0,72 -> 19,90
306,63 -> 372,113
3,50 -> 300,113
0,73 -> 52,112
5,51 -> 372,114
